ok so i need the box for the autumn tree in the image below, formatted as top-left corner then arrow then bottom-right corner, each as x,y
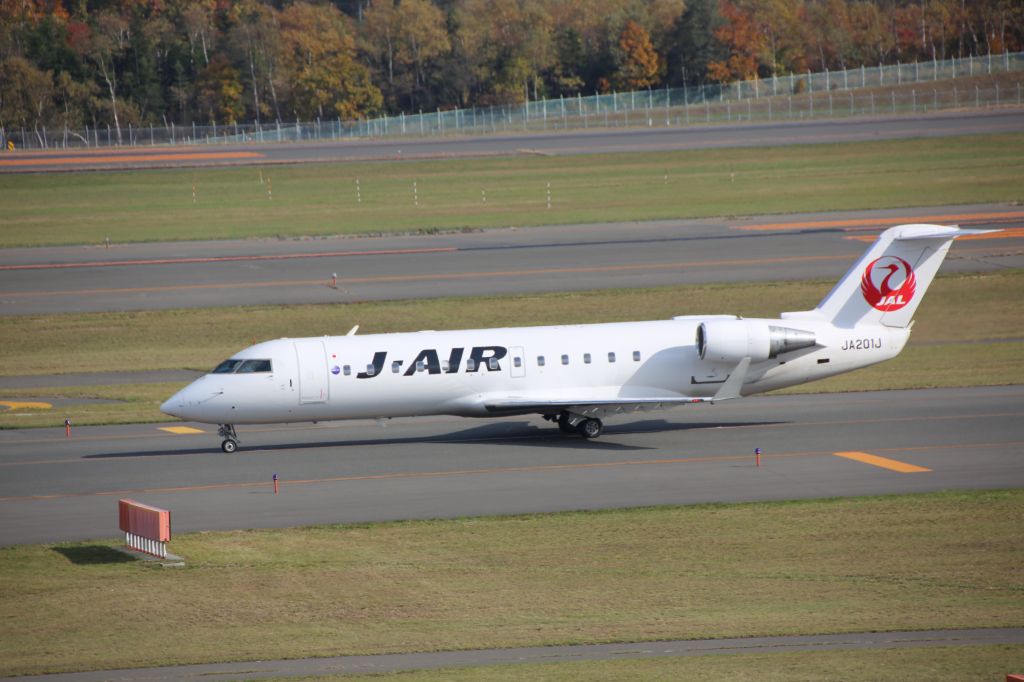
0,55 -> 55,142
664,0 -> 726,85
228,0 -> 282,122
613,20 -> 660,89
278,2 -> 382,120
707,0 -> 764,81
454,0 -> 555,104
196,54 -> 244,123
69,11 -> 131,142
361,0 -> 450,111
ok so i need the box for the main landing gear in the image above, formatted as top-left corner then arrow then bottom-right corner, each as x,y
218,424 -> 239,453
547,411 -> 604,439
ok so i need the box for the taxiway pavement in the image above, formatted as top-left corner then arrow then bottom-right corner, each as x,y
2,204 -> 1022,315
1,385 -> 1020,547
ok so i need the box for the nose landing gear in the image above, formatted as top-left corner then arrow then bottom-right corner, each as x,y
218,424 -> 239,453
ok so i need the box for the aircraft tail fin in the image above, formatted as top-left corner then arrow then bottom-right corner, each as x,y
787,224 -> 994,329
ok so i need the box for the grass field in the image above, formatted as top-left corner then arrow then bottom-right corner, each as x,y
1,490 -> 1020,676
1,269 -> 1020,428
0,133 -> 1022,247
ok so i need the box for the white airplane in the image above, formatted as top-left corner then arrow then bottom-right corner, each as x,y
162,224 -> 985,453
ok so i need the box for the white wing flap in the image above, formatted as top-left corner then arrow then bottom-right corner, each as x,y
483,396 -> 709,417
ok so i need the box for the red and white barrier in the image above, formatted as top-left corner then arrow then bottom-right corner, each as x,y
118,499 -> 171,559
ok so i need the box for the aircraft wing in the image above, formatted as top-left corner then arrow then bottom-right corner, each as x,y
482,357 -> 751,416
482,395 -> 709,417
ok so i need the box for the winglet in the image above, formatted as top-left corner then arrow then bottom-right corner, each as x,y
712,357 -> 750,403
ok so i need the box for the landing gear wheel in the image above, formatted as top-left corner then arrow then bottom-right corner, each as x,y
577,418 -> 604,439
217,424 -> 239,453
557,412 -> 575,434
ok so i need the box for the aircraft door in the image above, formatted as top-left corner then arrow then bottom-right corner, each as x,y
294,339 -> 329,404
510,346 -> 526,378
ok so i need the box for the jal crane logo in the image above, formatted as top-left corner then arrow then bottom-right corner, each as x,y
861,256 -> 916,311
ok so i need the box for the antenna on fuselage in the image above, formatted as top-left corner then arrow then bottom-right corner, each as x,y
347,325 -> 359,336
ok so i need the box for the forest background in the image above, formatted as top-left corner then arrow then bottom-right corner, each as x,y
1,0 -> 1022,138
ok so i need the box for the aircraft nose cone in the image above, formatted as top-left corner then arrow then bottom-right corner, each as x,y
160,392 -> 185,418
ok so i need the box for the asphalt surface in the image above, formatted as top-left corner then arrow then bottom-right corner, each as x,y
4,628 -> 1021,681
1,109 -> 1021,173
2,204 -> 1022,315
1,385 -> 1021,547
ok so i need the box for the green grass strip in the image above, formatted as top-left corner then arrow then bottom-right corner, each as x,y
1,490 -> 1021,676
0,133 -> 1021,247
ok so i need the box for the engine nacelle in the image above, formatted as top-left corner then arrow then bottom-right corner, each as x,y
697,320 -> 816,363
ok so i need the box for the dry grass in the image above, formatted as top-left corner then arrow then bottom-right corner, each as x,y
0,490 -> 1020,676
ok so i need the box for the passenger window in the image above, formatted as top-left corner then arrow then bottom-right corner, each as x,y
416,361 -> 426,372
514,357 -> 522,368
488,357 -> 499,370
212,359 -> 243,374
366,363 -> 376,376
343,365 -> 351,376
608,352 -> 616,363
561,354 -> 569,365
633,350 -> 641,362
237,359 -> 272,373
467,358 -> 477,371
537,356 -> 545,367
392,361 -> 402,374
441,360 -> 450,372
583,353 -> 591,364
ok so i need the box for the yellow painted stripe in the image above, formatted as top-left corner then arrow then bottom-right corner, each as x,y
0,400 -> 52,410
158,426 -> 205,435
833,451 -> 930,473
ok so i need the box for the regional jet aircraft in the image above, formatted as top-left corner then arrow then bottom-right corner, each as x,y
162,224 -> 984,452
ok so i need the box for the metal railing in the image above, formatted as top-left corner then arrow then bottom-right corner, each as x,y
3,51 -> 1022,151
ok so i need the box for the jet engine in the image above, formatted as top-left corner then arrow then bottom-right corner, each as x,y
696,320 -> 816,363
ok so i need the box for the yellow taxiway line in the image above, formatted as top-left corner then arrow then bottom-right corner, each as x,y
833,451 -> 931,473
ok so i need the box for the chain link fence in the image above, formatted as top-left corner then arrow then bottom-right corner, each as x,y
3,51 -> 1023,151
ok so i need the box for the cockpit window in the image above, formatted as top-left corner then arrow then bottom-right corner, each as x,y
237,359 -> 272,373
211,358 -> 272,374
212,359 -> 243,374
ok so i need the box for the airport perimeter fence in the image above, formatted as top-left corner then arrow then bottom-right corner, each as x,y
3,51 -> 1023,151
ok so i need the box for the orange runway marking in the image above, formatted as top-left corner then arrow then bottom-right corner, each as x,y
844,227 -> 1024,243
733,211 -> 1024,232
0,145 -> 210,157
0,151 -> 263,167
833,451 -> 931,473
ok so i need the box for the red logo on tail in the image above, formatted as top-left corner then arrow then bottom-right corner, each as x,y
861,257 -> 916,311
